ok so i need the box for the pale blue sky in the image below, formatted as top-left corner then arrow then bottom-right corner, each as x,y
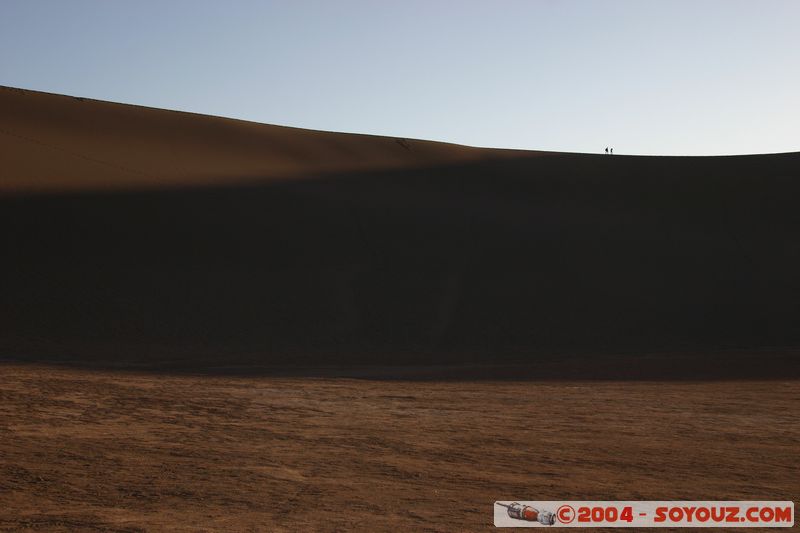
2,1 -> 799,155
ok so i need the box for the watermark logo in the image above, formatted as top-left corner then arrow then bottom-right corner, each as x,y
494,501 -> 794,527
496,502 -> 556,525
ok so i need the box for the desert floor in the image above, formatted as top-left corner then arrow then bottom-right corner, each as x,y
1,364 -> 796,532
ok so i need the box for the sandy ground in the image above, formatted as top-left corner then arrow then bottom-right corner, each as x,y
1,364 -> 796,532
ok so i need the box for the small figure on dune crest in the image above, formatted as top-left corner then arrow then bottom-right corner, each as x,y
610,147 -> 613,155
605,147 -> 608,154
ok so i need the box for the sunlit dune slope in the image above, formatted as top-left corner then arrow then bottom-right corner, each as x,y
2,86 -> 800,371
0,86 -> 525,193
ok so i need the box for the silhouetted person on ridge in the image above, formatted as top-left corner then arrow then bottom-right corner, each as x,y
610,147 -> 614,155
605,147 -> 608,154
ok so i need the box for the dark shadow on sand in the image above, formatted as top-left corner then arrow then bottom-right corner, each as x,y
2,152 -> 800,379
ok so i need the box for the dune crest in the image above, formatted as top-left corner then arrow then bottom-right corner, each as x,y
1,86 -> 533,193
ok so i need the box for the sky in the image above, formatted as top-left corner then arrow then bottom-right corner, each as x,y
2,0 -> 799,155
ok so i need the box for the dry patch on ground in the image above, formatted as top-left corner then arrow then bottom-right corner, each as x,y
0,365 -> 797,531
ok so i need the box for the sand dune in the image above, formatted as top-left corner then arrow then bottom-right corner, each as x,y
2,86 -> 799,375
0,86 -> 527,193
2,84 -> 799,531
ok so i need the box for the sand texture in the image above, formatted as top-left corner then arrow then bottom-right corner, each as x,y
1,86 -> 798,531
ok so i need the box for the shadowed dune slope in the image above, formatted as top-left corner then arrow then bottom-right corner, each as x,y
2,86 -> 800,372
